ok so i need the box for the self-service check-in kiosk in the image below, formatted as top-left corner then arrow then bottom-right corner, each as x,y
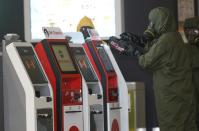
35,39 -> 83,131
3,42 -> 54,131
69,42 -> 104,131
102,44 -> 129,131
83,38 -> 121,131
80,27 -> 131,131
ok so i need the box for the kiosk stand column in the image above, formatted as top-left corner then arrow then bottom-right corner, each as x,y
35,39 -> 84,131
83,39 -> 121,131
1,34 -> 22,131
69,42 -> 105,131
3,41 -> 54,131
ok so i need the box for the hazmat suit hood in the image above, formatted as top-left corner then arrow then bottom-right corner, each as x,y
184,17 -> 199,44
149,7 -> 176,35
184,17 -> 199,29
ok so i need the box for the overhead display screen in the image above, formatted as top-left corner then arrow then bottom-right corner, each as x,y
17,47 -> 47,84
51,45 -> 76,72
30,0 -> 117,40
96,45 -> 114,72
72,47 -> 98,82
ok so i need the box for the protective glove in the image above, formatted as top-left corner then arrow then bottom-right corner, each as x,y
121,41 -> 144,57
109,36 -> 144,57
120,32 -> 140,43
131,46 -> 144,57
120,32 -> 148,48
109,36 -> 128,54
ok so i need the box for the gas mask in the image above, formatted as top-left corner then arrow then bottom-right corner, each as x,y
184,28 -> 199,45
143,21 -> 156,41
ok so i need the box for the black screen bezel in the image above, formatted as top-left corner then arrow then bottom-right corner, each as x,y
49,42 -> 79,74
96,44 -> 114,72
16,46 -> 48,84
72,47 -> 98,82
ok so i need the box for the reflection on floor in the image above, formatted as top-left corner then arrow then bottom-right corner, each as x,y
136,127 -> 160,131
153,127 -> 160,131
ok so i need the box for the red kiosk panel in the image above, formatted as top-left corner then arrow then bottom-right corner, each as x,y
35,39 -> 82,131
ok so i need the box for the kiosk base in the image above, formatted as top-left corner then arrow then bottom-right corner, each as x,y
64,105 -> 83,131
107,103 -> 121,131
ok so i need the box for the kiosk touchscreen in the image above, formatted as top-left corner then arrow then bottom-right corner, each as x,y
35,39 -> 83,131
84,40 -> 121,131
69,43 -> 104,131
3,42 -> 54,131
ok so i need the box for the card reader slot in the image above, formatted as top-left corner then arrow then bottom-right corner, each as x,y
37,109 -> 53,119
65,111 -> 82,113
110,107 -> 122,110
37,113 -> 52,118
90,111 -> 103,114
37,109 -> 53,131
